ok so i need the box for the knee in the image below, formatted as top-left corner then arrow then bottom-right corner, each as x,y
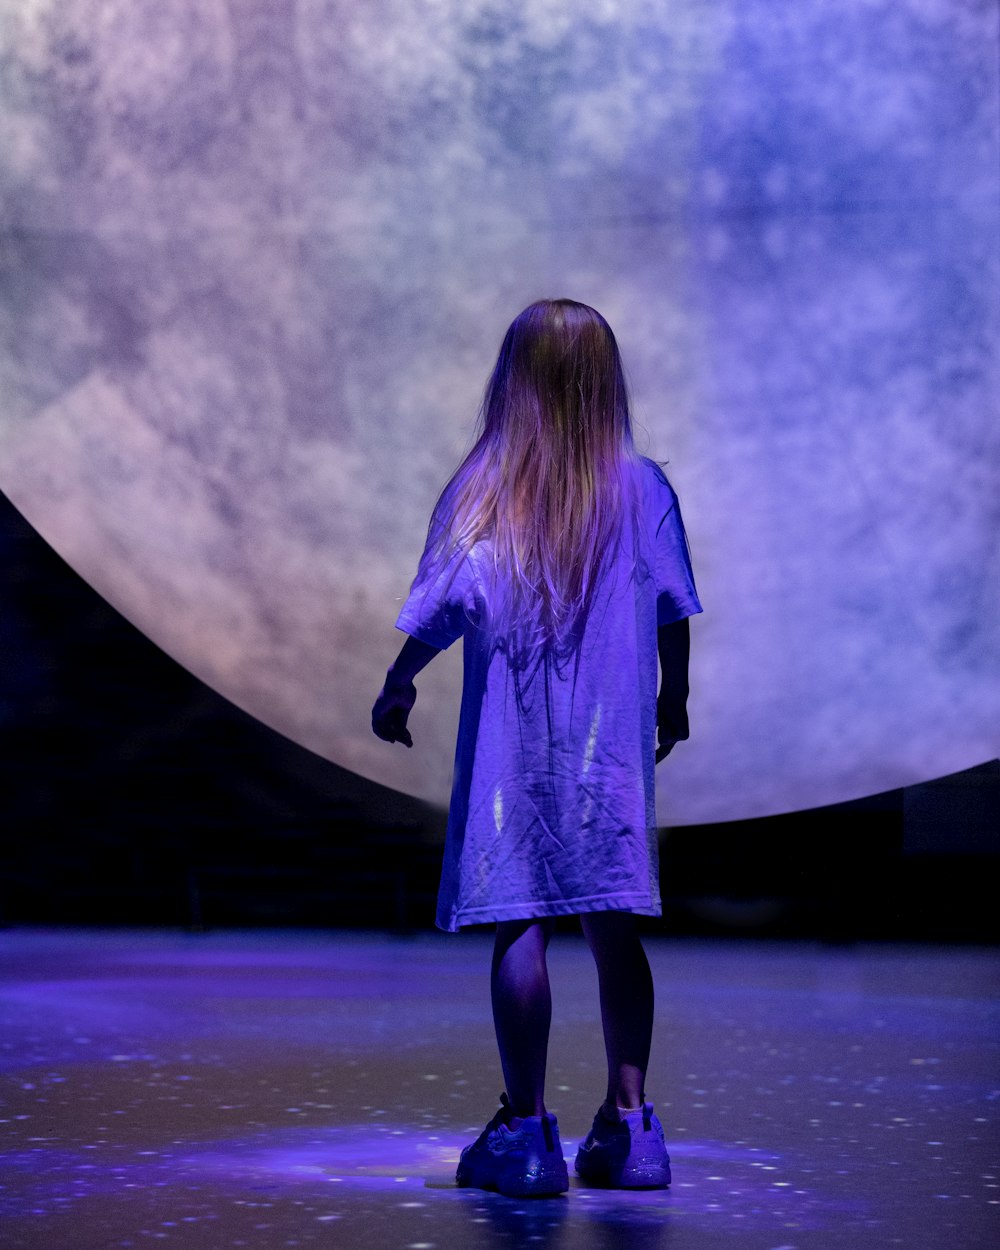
494,917 -> 555,961
581,910 -> 640,962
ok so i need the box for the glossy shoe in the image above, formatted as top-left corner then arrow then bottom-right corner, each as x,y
456,1092 -> 569,1197
575,1100 -> 672,1188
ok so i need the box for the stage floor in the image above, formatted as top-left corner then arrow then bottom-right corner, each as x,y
1,928 -> 997,1249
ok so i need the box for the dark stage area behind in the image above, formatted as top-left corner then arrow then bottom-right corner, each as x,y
1,490 -> 998,941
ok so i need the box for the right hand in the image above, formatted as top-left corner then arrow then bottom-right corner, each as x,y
371,678 -> 417,747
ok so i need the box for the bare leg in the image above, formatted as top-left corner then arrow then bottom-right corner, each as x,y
491,918 -> 556,1120
580,910 -> 654,1109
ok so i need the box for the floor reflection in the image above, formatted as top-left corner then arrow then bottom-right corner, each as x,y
0,929 -> 996,1249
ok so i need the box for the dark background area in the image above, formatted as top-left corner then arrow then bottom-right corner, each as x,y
2,490 -> 997,942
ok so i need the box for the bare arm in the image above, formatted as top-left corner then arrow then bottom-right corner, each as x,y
656,617 -> 690,762
386,635 -> 442,687
371,635 -> 442,748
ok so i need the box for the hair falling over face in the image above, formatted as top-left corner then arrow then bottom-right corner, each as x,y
419,299 -> 643,662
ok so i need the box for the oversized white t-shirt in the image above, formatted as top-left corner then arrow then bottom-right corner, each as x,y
396,456 -> 703,931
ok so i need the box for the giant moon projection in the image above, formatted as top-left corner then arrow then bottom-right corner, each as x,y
1,0 -> 997,823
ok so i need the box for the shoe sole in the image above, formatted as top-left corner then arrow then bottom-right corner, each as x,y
499,1165 -> 569,1197
457,1163 -> 569,1197
575,1155 -> 671,1189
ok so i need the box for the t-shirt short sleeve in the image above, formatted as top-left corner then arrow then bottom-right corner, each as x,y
395,527 -> 478,651
649,465 -> 704,626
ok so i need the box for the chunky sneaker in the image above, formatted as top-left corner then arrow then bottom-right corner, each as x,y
575,1100 -> 672,1188
456,1092 -> 570,1197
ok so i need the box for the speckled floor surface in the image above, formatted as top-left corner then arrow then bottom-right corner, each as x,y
0,928 -> 997,1249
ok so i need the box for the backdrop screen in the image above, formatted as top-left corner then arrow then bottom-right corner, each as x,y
1,0 -> 997,822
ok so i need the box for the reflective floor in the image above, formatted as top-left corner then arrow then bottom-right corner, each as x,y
1,928 -> 997,1249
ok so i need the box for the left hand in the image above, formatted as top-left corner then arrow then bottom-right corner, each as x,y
655,718 -> 689,763
655,738 -> 678,763
371,677 -> 417,747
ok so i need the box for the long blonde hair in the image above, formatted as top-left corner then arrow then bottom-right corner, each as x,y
420,299 -> 641,661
